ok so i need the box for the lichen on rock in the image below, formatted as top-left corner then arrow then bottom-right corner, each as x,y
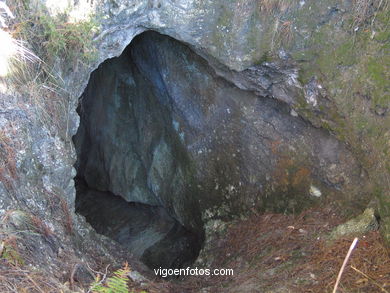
328,208 -> 379,241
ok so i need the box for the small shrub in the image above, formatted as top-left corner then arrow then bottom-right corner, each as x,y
60,197 -> 73,234
2,210 -> 53,240
0,236 -> 24,266
5,0 -> 98,138
44,189 -> 74,234
11,1 -> 98,66
29,214 -> 53,238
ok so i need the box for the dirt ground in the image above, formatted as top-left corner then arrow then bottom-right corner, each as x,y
148,205 -> 390,293
1,205 -> 389,292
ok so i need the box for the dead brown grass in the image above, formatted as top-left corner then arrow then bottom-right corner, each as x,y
45,189 -> 74,234
0,209 -> 84,292
259,0 -> 293,14
213,206 -> 343,270
0,130 -> 18,191
156,206 -> 390,293
60,198 -> 74,235
352,0 -> 390,29
2,210 -> 53,239
29,215 -> 54,238
0,220 -> 61,292
0,206 -> 386,293
301,231 -> 390,292
0,259 -> 61,292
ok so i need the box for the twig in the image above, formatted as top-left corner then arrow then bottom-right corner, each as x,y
351,265 -> 389,293
371,0 -> 385,27
86,262 -> 109,276
25,273 -> 45,293
70,263 -> 80,290
86,264 -> 110,293
332,237 -> 359,293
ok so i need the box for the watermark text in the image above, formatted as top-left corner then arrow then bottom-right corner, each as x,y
154,267 -> 234,278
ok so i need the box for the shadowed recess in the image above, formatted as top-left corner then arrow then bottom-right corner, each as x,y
73,30 -> 364,272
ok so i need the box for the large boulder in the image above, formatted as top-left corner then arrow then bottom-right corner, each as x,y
75,31 -> 366,229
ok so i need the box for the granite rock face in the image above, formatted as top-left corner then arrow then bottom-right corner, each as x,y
1,0 -> 389,283
68,0 -> 388,246
74,31 -> 364,232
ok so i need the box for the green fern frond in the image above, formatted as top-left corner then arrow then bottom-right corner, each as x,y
90,263 -> 137,293
105,275 -> 128,293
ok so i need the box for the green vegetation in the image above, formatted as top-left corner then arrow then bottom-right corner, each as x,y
11,0 -> 98,67
0,240 -> 24,266
0,210 -> 64,292
90,263 -> 147,293
286,0 -> 390,242
6,0 -> 98,138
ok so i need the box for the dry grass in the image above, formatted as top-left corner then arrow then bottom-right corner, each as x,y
212,206 -> 343,270
279,20 -> 294,45
259,0 -> 296,50
60,199 -> 74,235
1,210 -> 53,240
5,39 -> 73,138
29,215 -> 54,239
259,0 -> 294,14
45,189 -> 74,235
150,206 -> 390,293
0,262 -> 61,293
0,213 -> 62,292
352,0 -> 390,29
302,231 -> 390,292
0,205 -> 387,293
0,130 -> 18,191
3,0 -> 97,139
0,208 -> 92,292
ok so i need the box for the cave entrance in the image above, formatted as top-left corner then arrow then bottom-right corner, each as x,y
73,31 -> 205,271
73,29 -> 356,272
75,179 -> 201,270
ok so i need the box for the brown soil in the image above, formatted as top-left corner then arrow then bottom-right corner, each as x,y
148,206 -> 390,293
1,205 -> 389,292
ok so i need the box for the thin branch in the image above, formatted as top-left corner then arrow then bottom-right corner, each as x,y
25,273 -> 45,293
351,265 -> 389,293
86,264 -> 110,293
70,263 -> 80,290
332,237 -> 359,293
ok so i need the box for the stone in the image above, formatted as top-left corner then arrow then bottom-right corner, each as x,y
374,106 -> 388,116
71,264 -> 95,288
74,31 -> 364,230
309,185 -> 322,198
329,208 -> 379,241
128,270 -> 146,283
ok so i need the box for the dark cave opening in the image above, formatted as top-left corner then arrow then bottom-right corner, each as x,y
72,29 -> 360,273
73,31 -> 206,271
75,179 -> 201,270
